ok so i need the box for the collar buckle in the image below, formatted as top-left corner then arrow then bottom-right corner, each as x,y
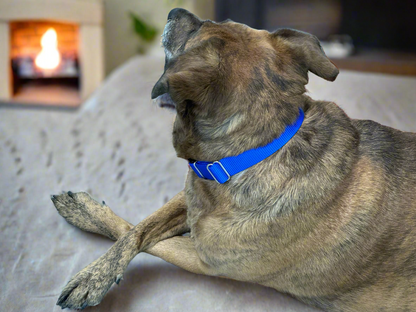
191,162 -> 205,179
207,161 -> 230,184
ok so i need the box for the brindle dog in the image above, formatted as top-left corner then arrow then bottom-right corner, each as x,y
52,8 -> 416,311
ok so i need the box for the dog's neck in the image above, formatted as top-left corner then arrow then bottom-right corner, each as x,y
175,95 -> 308,163
189,107 -> 305,183
187,98 -> 359,218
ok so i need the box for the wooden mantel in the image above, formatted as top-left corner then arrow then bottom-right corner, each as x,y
0,0 -> 103,25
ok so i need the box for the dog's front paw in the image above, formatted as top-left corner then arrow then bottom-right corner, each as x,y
51,191 -> 119,240
51,191 -> 100,225
57,255 -> 124,310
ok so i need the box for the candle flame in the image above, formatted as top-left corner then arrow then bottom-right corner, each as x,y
35,28 -> 61,70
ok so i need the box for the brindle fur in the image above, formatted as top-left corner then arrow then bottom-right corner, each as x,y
52,8 -> 416,311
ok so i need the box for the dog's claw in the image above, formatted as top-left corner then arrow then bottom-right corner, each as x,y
115,274 -> 123,285
56,280 -> 76,307
102,200 -> 106,205
80,295 -> 89,310
56,290 -> 70,308
67,191 -> 74,198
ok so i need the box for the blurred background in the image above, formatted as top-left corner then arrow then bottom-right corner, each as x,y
0,0 -> 215,107
1,0 -> 415,108
216,0 -> 416,76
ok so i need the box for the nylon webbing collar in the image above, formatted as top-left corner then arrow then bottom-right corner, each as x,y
189,108 -> 304,184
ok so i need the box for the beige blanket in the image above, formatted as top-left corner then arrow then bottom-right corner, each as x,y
1,54 -> 415,312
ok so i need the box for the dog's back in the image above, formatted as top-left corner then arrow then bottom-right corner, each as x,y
296,117 -> 416,311
326,120 -> 416,311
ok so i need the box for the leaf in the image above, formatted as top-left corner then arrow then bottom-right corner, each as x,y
129,12 -> 158,42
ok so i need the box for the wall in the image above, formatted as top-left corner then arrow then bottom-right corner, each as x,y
103,0 -> 215,75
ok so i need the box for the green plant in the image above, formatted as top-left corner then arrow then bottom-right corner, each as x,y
129,11 -> 158,42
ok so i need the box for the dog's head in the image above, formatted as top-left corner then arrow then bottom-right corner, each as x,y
152,8 -> 338,161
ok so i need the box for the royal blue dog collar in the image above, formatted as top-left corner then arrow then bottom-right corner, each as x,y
189,108 -> 305,184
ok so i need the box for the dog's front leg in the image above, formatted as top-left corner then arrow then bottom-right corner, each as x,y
57,191 -> 189,310
145,236 -> 221,277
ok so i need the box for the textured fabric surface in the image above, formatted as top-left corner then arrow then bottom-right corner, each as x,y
1,53 -> 415,312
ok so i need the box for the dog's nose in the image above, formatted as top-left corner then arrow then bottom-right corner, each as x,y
167,8 -> 202,28
151,76 -> 168,99
168,8 -> 189,20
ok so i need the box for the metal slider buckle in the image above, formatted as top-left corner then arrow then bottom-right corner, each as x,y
192,162 -> 205,179
206,161 -> 231,184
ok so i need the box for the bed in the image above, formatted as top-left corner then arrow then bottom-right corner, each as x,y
1,53 -> 415,312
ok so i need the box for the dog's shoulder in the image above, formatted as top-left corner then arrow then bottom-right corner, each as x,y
352,119 -> 416,171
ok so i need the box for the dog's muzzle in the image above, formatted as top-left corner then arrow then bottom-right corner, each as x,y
154,93 -> 175,110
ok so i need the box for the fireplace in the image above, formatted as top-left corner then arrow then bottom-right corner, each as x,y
10,21 -> 80,106
0,0 -> 104,107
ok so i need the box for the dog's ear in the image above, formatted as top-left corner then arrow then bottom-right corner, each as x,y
272,28 -> 339,81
